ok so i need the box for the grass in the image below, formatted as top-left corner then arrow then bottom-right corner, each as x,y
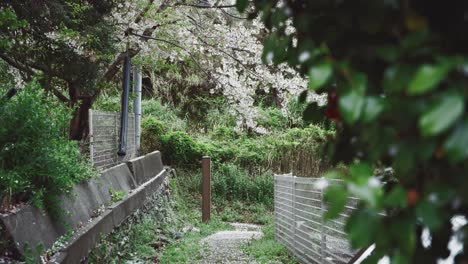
87,167 -> 296,263
242,217 -> 299,264
158,218 -> 232,263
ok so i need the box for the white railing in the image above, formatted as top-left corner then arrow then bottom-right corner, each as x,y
274,174 -> 359,264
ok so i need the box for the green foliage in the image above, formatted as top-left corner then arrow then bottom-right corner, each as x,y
93,96 -> 126,113
212,164 -> 273,205
256,107 -> 289,130
160,131 -> 205,168
141,99 -> 187,131
242,218 -> 298,264
158,218 -> 231,264
109,188 -> 125,203
0,81 -> 94,215
141,116 -> 168,154
140,99 -> 332,176
246,0 -> 468,261
0,1 -> 116,89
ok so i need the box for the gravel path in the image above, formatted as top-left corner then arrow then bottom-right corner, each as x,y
199,223 -> 263,264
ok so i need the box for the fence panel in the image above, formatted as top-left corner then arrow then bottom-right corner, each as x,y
89,110 -> 137,170
274,174 -> 359,264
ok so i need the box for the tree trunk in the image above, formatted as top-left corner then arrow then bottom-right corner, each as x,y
69,99 -> 92,141
68,85 -> 92,141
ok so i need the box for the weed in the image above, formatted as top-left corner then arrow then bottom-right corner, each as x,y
109,189 -> 125,203
242,217 -> 298,264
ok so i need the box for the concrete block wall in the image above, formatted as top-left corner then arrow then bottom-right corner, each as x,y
0,151 -> 167,263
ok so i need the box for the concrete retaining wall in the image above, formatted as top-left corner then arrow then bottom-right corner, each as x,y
0,150 -> 167,263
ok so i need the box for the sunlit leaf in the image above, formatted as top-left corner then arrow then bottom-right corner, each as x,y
339,90 -> 364,124
308,63 -> 332,90
419,92 -> 464,137
362,96 -> 384,123
408,64 -> 450,95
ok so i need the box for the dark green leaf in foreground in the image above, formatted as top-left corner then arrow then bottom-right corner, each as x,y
345,209 -> 380,248
444,118 -> 468,162
236,0 -> 248,12
324,185 -> 347,220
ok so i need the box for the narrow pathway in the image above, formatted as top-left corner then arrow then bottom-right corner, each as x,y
200,223 -> 263,263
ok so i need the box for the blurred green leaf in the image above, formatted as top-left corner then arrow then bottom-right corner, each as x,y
419,92 -> 464,137
236,0 -> 248,12
389,216 -> 416,256
308,63 -> 332,90
444,118 -> 468,162
324,185 -> 347,220
302,102 -> 324,123
385,186 -> 407,208
349,163 -> 373,182
362,96 -> 384,123
346,209 -> 380,248
416,201 -> 442,231
383,65 -> 413,93
298,90 -> 307,103
339,90 -> 364,124
348,181 -> 382,208
408,64 -> 450,95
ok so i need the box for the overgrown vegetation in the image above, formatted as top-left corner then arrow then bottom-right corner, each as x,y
242,219 -> 298,264
87,178 -> 232,263
91,88 -> 328,262
137,98 -> 332,177
0,81 -> 94,216
128,96 -> 332,225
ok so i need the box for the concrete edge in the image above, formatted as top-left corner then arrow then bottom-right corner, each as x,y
48,168 -> 169,264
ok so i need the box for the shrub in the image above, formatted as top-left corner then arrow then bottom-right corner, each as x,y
256,107 -> 289,130
212,163 -> 273,206
141,116 -> 167,154
0,81 -> 94,216
93,95 -> 125,112
160,131 -> 205,168
141,99 -> 187,131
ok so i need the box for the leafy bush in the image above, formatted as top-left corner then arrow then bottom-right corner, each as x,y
93,95 -> 126,113
160,131 -> 205,168
209,126 -> 241,140
212,164 -> 273,205
256,107 -> 289,130
0,81 -> 94,215
141,99 -> 187,131
141,116 -> 168,154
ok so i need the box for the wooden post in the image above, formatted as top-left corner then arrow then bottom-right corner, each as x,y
202,156 -> 211,222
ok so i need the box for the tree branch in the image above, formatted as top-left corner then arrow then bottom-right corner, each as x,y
172,3 -> 236,9
0,52 -> 35,77
127,32 -> 214,81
